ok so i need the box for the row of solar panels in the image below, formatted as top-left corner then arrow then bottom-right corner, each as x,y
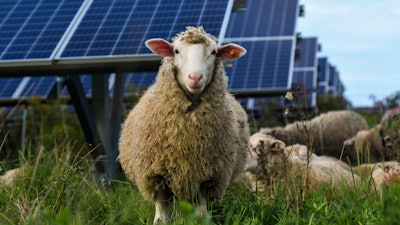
1,0 -> 299,96
0,37 -> 344,107
0,0 -> 230,60
0,0 -> 344,109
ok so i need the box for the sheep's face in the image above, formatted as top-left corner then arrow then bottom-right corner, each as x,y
145,27 -> 246,96
172,39 -> 218,95
246,133 -> 286,174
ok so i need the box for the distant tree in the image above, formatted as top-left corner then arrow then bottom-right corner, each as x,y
384,91 -> 400,109
316,94 -> 349,113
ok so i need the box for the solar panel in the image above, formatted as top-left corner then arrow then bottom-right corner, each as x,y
294,37 -> 317,68
226,0 -> 298,38
221,0 -> 298,94
317,57 -> 329,96
60,0 -> 231,58
0,78 -> 23,98
21,76 -> 57,98
292,37 -> 318,107
0,0 -> 83,60
292,71 -> 316,107
225,39 -> 294,91
317,57 -> 329,83
125,72 -> 157,91
329,64 -> 338,87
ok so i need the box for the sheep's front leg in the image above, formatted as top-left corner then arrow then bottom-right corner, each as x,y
153,190 -> 173,224
195,193 -> 208,217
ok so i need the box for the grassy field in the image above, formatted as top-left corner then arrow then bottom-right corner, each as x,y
1,142 -> 400,225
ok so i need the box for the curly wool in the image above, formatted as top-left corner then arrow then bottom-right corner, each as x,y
118,57 -> 249,201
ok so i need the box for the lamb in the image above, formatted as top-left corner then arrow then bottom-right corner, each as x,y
118,26 -> 249,224
245,133 -> 400,199
260,110 -> 369,162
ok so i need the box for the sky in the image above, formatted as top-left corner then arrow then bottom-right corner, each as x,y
297,0 -> 400,107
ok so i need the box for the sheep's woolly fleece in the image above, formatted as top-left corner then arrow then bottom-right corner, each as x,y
118,28 -> 249,202
172,26 -> 218,45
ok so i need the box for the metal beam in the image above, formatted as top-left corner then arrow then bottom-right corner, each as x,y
63,75 -> 106,174
0,55 -> 161,77
108,73 -> 126,178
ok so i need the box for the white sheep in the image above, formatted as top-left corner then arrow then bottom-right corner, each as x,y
245,133 -> 400,199
0,167 -> 23,187
118,26 -> 249,224
246,133 -> 359,198
260,110 -> 369,162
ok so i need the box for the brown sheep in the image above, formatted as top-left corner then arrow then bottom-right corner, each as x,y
342,125 -> 385,163
260,110 -> 369,162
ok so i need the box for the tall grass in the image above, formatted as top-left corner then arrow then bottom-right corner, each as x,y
1,141 -> 399,225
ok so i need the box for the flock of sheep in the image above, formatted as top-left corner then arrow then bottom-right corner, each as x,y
1,27 -> 399,224
117,27 -> 400,224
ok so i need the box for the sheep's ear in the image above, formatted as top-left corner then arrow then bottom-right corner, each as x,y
217,43 -> 246,60
270,140 -> 285,152
145,38 -> 174,56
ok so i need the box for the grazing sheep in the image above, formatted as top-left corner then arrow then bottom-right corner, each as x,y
245,133 -> 400,200
118,27 -> 249,224
380,107 -> 400,136
380,108 -> 400,160
245,133 -> 359,199
0,167 -> 22,186
342,108 -> 400,163
351,161 -> 400,193
260,110 -> 369,161
342,125 -> 385,163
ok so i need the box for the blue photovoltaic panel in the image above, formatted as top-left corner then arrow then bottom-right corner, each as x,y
294,37 -> 317,68
224,0 -> 298,92
226,40 -> 293,90
0,77 -> 23,98
317,57 -> 329,83
21,76 -> 57,97
61,0 -> 230,57
125,72 -> 157,91
292,70 -> 316,106
317,57 -> 329,96
0,0 -> 83,60
329,64 -> 337,86
292,37 -> 318,106
226,0 -> 298,38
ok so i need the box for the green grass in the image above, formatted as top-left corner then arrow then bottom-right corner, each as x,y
1,143 -> 399,225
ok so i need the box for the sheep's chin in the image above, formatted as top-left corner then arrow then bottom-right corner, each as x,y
185,84 -> 205,95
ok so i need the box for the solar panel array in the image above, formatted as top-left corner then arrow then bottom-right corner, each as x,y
292,37 -> 318,107
317,57 -> 345,98
1,0 -> 327,109
125,0 -> 300,94
0,0 -> 231,99
61,0 -> 230,58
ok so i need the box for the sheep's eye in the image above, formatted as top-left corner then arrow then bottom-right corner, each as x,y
174,49 -> 179,54
211,50 -> 217,55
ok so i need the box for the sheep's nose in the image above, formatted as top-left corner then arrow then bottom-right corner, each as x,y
188,74 -> 203,83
